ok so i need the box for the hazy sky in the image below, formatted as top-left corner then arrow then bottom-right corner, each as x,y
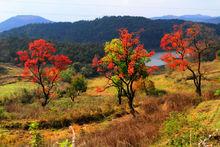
0,0 -> 220,22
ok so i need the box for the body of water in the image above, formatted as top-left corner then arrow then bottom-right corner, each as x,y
147,52 -> 166,66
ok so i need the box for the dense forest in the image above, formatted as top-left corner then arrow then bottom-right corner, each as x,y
0,16 -> 186,48
0,37 -> 102,63
0,16 -> 220,64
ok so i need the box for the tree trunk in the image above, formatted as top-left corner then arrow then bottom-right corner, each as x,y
191,72 -> 202,97
70,96 -> 75,102
196,85 -> 202,96
42,94 -> 49,107
128,96 -> 135,115
196,74 -> 202,96
42,98 -> 48,107
118,95 -> 122,105
117,88 -> 122,105
197,52 -> 202,96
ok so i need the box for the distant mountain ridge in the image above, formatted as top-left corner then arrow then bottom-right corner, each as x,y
152,14 -> 220,24
0,15 -> 52,32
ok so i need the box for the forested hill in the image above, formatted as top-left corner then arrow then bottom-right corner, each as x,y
1,16 -> 220,49
0,16 -> 220,64
0,16 -> 186,49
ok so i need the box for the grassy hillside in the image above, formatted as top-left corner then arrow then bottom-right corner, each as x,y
0,60 -> 220,146
152,100 -> 220,147
191,100 -> 220,129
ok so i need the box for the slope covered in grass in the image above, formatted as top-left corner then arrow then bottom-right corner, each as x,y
0,82 -> 36,98
191,100 -> 220,129
153,100 -> 220,147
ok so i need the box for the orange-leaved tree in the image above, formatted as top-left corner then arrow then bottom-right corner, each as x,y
17,39 -> 72,106
161,23 -> 218,96
93,29 -> 157,114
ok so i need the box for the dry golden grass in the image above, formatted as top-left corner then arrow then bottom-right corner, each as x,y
86,76 -> 117,96
0,63 -> 22,76
75,93 -> 198,147
151,60 -> 220,95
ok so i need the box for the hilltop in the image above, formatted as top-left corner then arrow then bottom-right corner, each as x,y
152,14 -> 220,24
0,15 -> 52,32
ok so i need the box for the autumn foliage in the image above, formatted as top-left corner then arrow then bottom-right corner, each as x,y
93,28 -> 157,113
17,39 -> 72,106
160,23 -> 218,96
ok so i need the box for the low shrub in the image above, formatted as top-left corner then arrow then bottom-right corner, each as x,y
80,65 -> 94,77
66,74 -> 87,101
214,89 -> 220,96
58,139 -> 72,147
56,88 -> 67,98
146,89 -> 167,96
18,88 -> 36,104
142,98 -> 159,114
0,97 -> 13,106
29,122 -> 44,147
216,50 -> 220,60
204,89 -> 219,100
38,119 -> 72,129
72,62 -> 98,78
0,106 -> 8,119
17,76 -> 22,81
162,93 -> 194,112
0,66 -> 7,74
139,79 -> 166,96
60,67 -> 75,83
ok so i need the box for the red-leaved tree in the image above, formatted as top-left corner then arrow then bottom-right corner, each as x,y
93,29 -> 157,114
161,23 -> 218,96
17,39 -> 72,106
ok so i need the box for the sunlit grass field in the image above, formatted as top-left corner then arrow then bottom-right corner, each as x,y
0,82 -> 36,98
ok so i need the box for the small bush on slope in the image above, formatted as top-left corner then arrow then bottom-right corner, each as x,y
60,67 -> 75,83
0,106 -> 9,119
136,79 -> 166,96
0,66 -> 7,74
66,74 -> 87,102
18,88 -> 36,104
29,122 -> 44,147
